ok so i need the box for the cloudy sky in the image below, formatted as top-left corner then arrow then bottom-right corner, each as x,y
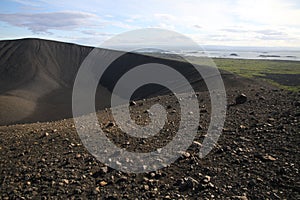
0,0 -> 300,48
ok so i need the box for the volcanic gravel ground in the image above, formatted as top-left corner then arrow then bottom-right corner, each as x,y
0,86 -> 299,199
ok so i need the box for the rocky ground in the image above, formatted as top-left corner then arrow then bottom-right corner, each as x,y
0,85 -> 299,199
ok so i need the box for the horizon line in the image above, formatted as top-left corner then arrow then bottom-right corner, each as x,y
1,37 -> 300,51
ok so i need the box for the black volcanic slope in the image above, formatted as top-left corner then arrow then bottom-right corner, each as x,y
0,38 -> 255,125
0,39 -> 92,125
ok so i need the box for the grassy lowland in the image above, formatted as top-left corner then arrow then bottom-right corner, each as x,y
178,55 -> 300,92
212,58 -> 300,92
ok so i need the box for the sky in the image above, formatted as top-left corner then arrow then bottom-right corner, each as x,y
0,0 -> 300,48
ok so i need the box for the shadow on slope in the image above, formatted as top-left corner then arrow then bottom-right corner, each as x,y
0,38 -> 259,125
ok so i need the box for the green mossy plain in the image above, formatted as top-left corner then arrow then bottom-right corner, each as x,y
212,58 -> 300,92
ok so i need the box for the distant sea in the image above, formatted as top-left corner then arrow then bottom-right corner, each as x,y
135,46 -> 300,61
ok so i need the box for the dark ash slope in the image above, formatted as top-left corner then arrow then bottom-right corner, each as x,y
0,38 -> 255,125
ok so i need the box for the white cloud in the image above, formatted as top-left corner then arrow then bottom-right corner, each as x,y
2,0 -> 300,47
0,11 -> 101,33
125,15 -> 144,23
81,30 -> 114,37
154,13 -> 176,21
234,0 -> 300,27
110,21 -> 140,30
193,25 -> 202,29
10,0 -> 41,6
